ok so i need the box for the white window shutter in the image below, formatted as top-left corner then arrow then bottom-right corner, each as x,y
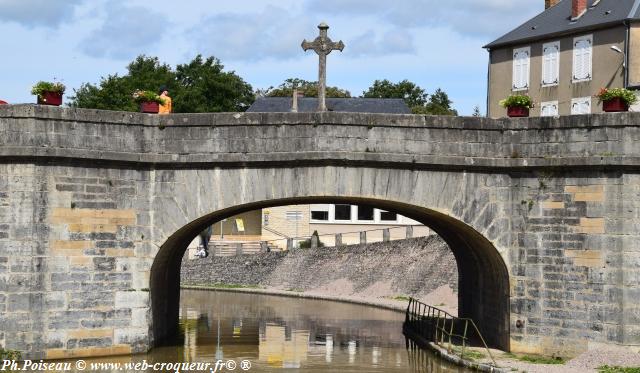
551,43 -> 559,83
573,43 -> 583,80
571,97 -> 591,114
573,35 -> 592,81
513,47 -> 530,90
584,40 -> 592,79
542,42 -> 560,85
541,101 -> 558,117
582,97 -> 591,113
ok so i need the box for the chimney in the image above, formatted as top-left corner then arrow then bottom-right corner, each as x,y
291,89 -> 298,113
572,0 -> 587,19
545,0 -> 561,9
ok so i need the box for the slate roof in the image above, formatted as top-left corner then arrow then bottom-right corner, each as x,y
247,97 -> 411,114
485,0 -> 640,49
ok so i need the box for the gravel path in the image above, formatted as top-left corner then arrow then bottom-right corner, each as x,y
497,345 -> 640,372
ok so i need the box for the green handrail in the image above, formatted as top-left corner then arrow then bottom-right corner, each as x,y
405,297 -> 498,367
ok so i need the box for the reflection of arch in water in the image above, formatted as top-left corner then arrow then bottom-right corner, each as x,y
152,196 -> 510,351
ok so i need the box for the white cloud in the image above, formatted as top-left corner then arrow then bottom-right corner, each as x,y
348,28 -> 415,57
0,0 -> 84,28
187,6 -> 316,61
305,0 -> 541,38
187,5 -> 420,62
79,2 -> 170,59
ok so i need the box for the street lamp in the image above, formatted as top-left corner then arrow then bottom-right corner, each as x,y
610,45 -> 626,68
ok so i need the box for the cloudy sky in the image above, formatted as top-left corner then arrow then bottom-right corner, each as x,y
0,0 -> 542,114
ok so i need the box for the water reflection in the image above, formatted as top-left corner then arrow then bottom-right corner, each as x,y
176,290 -> 471,372
55,290 -> 470,372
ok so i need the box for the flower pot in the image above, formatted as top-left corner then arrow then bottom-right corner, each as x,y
602,97 -> 629,112
37,91 -> 63,106
507,106 -> 529,117
140,101 -> 159,113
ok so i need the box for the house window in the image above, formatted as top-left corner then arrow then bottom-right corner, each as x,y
334,204 -> 351,221
512,46 -> 531,91
573,35 -> 592,82
540,101 -> 559,116
357,205 -> 375,221
379,210 -> 398,222
571,97 -> 591,114
542,41 -> 560,86
311,211 -> 328,221
310,204 -> 330,221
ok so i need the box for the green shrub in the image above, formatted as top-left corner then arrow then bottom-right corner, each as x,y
0,347 -> 21,360
515,354 -> 565,364
597,87 -> 638,105
31,81 -> 66,98
499,95 -> 533,109
132,90 -> 166,104
598,366 -> 640,373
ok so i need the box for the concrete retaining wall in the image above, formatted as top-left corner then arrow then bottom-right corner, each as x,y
180,236 -> 458,305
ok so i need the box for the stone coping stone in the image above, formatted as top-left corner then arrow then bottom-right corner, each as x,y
3,103 -> 640,131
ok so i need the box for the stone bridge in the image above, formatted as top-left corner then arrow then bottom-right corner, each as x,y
0,104 -> 639,359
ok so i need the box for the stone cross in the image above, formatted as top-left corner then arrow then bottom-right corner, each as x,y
302,22 -> 345,112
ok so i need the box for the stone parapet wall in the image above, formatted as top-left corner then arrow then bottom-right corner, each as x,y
1,104 -> 640,170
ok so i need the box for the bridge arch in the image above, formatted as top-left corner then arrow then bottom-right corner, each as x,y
151,195 -> 510,351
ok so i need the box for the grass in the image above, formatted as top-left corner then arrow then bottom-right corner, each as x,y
286,288 -> 305,293
451,346 -> 486,361
0,347 -> 21,360
598,366 -> 640,373
387,295 -> 412,302
185,283 -> 262,290
503,352 -> 565,365
462,350 -> 486,361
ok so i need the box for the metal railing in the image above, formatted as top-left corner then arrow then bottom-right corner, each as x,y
262,225 -> 422,247
403,297 -> 498,367
194,225 -> 428,258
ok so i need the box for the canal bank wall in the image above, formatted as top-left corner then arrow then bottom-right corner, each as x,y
180,236 -> 459,311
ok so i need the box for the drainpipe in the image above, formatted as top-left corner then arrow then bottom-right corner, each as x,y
624,21 -> 630,88
486,49 -> 492,118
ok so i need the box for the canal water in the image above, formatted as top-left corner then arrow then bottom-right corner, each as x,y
76,290 -> 471,372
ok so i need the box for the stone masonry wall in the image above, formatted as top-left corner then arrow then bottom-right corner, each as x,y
180,236 -> 458,303
1,105 -> 640,358
0,163 -> 153,359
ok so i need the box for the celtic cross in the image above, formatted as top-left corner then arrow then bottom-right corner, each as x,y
302,22 -> 345,112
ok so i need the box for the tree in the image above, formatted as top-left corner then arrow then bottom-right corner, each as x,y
173,55 -> 254,112
69,55 -> 254,113
70,56 -> 176,112
362,80 -> 457,115
259,78 -> 351,98
424,88 -> 458,116
362,79 -> 428,108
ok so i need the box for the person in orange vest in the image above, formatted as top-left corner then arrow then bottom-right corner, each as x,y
158,86 -> 172,114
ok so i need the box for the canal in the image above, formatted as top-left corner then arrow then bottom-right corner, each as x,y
75,290 -> 471,372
